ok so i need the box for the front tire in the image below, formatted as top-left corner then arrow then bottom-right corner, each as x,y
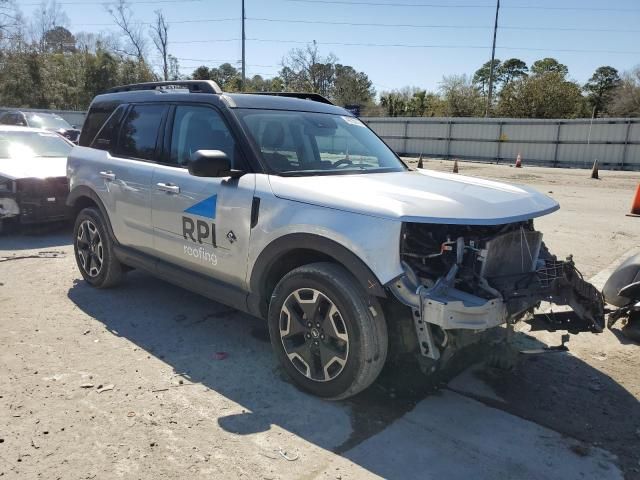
73,207 -> 123,288
268,262 -> 387,400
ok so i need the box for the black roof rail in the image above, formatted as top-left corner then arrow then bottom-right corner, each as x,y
106,80 -> 222,94
250,92 -> 334,105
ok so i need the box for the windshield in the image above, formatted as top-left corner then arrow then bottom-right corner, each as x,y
0,131 -> 73,158
237,109 -> 405,175
26,113 -> 72,130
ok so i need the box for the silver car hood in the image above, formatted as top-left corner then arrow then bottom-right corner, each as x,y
0,156 -> 67,181
268,169 -> 559,225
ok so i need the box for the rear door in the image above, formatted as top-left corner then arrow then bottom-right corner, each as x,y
90,103 -> 167,253
150,104 -> 255,288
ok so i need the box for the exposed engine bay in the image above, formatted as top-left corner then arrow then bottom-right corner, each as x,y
391,221 -> 605,359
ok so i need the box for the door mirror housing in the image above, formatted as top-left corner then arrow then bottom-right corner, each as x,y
188,150 -> 243,178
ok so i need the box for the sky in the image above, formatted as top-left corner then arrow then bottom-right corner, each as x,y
17,0 -> 640,94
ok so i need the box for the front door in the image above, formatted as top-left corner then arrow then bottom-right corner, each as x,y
151,104 -> 255,289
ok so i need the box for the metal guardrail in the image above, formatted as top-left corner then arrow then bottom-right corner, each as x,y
362,117 -> 640,170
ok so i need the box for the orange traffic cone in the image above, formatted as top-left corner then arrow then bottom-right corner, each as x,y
627,183 -> 640,217
417,154 -> 424,169
591,159 -> 599,179
452,159 -> 459,174
515,153 -> 522,168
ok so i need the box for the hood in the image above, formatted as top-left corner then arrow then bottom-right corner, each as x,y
268,169 -> 559,225
0,156 -> 68,181
56,128 -> 80,143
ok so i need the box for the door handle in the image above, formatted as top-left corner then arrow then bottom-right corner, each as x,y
156,182 -> 180,194
99,170 -> 116,181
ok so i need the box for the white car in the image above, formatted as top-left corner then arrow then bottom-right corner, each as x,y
67,81 -> 605,399
0,126 -> 73,230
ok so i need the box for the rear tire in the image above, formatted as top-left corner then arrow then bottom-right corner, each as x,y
73,207 -> 123,288
268,262 -> 387,400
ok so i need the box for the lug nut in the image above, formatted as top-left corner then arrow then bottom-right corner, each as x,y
321,334 -> 325,340
314,340 -> 319,345
316,323 -> 321,328
307,322 -> 312,328
306,333 -> 311,338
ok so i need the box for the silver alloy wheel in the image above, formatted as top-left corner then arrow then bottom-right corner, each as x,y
279,288 -> 349,382
76,219 -> 104,278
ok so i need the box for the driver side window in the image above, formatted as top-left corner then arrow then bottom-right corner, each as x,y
169,105 -> 242,169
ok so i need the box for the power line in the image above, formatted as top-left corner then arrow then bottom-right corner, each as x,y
21,0 -> 203,5
168,35 -> 640,55
285,1 -> 494,7
283,0 -> 640,11
175,57 -> 278,68
80,18 -> 239,27
172,38 -> 240,44
247,38 -> 487,49
242,38 -> 640,54
69,16 -> 640,34
247,17 -> 640,34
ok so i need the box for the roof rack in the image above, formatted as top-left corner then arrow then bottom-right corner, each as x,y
250,92 -> 334,105
106,80 -> 222,94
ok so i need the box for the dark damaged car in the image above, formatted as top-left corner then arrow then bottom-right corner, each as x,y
0,110 -> 81,144
0,127 -> 73,230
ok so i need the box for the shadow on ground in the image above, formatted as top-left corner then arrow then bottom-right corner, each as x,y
66,269 -> 640,479
0,222 -> 72,250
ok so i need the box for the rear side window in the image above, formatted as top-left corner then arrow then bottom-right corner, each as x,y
79,101 -> 120,147
91,105 -> 126,152
115,104 -> 166,161
0,113 -> 24,126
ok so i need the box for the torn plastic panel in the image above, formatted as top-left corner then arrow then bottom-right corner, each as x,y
391,221 -> 605,358
0,176 -> 70,223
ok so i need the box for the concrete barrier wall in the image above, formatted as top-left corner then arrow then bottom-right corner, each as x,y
362,117 -> 640,170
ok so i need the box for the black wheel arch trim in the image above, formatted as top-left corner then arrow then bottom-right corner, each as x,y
66,186 -> 118,243
248,233 -> 386,318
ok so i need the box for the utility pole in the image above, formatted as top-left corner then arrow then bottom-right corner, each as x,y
485,0 -> 500,117
241,0 -> 246,91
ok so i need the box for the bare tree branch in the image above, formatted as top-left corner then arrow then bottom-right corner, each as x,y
280,41 -> 337,96
150,10 -> 168,80
0,0 -> 25,50
30,0 -> 69,52
106,0 -> 146,62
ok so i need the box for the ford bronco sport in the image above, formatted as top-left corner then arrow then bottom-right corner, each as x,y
67,80 -> 604,400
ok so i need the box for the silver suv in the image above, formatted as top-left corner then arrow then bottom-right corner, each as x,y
67,80 -> 604,399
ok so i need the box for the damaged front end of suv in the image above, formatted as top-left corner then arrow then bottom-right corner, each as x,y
390,220 -> 605,361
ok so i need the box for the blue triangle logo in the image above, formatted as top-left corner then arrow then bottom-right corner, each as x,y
184,194 -> 217,219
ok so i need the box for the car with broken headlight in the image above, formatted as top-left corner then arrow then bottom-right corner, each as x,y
66,80 -> 604,400
0,126 -> 73,230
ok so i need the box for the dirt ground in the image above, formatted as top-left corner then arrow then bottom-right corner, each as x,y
1,162 -> 639,479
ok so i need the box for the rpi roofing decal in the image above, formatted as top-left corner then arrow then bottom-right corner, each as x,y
184,194 -> 217,220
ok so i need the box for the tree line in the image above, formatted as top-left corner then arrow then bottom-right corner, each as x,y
0,0 -> 638,118
378,58 -> 639,118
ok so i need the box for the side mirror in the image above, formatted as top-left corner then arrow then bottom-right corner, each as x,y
188,150 -> 243,178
